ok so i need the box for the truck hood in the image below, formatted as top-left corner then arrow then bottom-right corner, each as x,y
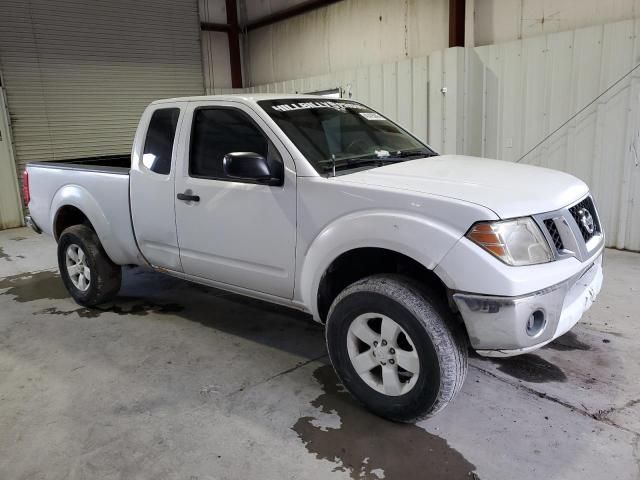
335,155 -> 588,219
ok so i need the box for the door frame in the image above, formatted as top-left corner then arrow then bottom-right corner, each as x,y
173,98 -> 299,299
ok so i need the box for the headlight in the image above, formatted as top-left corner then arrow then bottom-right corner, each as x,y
466,217 -> 553,266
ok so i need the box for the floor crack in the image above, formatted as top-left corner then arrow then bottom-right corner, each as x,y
471,364 -> 640,435
619,398 -> 640,411
226,353 -> 328,398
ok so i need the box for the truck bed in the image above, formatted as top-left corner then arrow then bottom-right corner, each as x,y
26,156 -> 142,266
28,154 -> 130,174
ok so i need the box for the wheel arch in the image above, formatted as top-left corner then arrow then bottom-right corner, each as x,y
315,247 -> 450,323
49,184 -> 131,264
53,205 -> 96,241
297,210 -> 463,322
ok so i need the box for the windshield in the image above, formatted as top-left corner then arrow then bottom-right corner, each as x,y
258,99 -> 437,175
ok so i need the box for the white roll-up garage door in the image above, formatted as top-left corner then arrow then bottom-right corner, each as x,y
0,0 -> 204,222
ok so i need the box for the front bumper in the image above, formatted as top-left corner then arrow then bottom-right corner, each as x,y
453,252 -> 603,357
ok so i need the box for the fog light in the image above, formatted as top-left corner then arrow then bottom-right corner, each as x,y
526,310 -> 546,337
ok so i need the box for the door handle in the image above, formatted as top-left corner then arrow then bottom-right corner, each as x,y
177,192 -> 200,202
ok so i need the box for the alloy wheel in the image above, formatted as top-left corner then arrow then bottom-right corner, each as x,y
346,313 -> 420,396
65,244 -> 91,291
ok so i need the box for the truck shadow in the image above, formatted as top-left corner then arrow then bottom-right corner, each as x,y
487,354 -> 567,383
0,266 -> 326,361
2,267 -> 571,387
469,348 -> 568,384
1,266 -> 480,479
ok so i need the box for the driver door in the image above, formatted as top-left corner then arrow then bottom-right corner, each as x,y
174,101 -> 297,299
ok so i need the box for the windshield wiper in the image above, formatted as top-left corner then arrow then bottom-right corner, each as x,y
390,148 -> 435,158
318,149 -> 433,175
317,155 -> 404,170
341,151 -> 432,166
346,149 -> 434,164
347,156 -> 407,165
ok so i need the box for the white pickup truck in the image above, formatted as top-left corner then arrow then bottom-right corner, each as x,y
24,94 -> 604,421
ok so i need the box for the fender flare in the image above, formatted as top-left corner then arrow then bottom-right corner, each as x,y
50,184 -> 130,265
297,210 -> 463,320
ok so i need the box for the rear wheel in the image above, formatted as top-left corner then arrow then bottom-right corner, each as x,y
57,225 -> 121,306
325,274 -> 468,422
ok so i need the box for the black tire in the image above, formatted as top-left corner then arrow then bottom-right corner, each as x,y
325,274 -> 468,422
57,224 -> 121,306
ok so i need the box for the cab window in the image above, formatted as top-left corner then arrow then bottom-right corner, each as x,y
142,108 -> 180,175
189,107 -> 282,182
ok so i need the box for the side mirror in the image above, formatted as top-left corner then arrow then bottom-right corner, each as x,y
223,152 -> 280,185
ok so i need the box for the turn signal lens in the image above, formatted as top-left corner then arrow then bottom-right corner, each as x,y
467,218 -> 553,266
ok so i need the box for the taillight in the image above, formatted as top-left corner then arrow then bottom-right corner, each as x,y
22,169 -> 30,204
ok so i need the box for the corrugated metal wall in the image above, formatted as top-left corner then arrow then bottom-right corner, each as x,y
199,0 -> 233,90
0,0 -> 205,226
221,18 -> 640,250
238,48 -> 466,154
463,18 -> 640,251
2,4 -> 636,247
243,0 -> 450,86
0,85 -> 22,230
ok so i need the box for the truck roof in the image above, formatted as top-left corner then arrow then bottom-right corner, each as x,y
151,93 -> 332,105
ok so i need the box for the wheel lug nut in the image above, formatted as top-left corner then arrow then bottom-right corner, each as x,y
389,359 -> 395,365
373,341 -> 378,347
381,361 -> 386,365
389,348 -> 395,354
381,340 -> 387,346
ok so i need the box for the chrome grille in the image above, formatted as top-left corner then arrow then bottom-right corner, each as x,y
544,219 -> 564,251
534,194 -> 603,262
569,196 -> 601,242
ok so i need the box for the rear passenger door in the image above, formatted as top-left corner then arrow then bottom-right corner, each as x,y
173,101 -> 297,299
130,104 -> 184,271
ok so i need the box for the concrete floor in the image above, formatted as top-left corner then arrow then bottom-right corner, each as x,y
0,227 -> 638,480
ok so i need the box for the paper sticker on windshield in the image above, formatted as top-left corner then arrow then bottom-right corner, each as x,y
360,112 -> 385,121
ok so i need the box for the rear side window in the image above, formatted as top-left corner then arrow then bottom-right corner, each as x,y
190,108 -> 268,179
142,108 -> 180,175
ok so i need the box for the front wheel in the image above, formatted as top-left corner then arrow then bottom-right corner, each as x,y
325,275 -> 468,422
57,225 -> 121,306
